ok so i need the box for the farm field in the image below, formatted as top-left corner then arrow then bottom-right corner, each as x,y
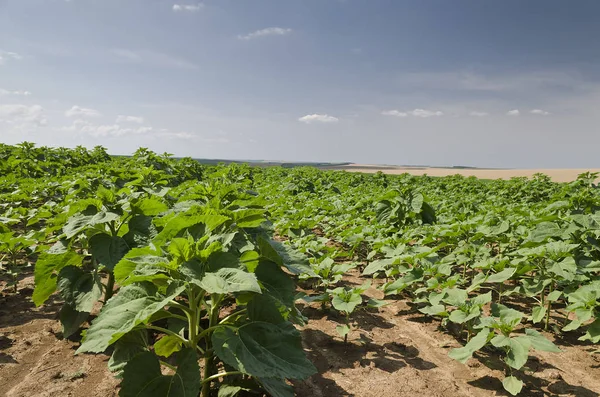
327,164 -> 600,183
1,143 -> 600,397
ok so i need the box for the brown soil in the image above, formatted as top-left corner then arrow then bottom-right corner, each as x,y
1,273 -> 599,397
0,276 -> 118,397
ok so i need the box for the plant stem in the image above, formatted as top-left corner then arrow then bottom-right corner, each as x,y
545,283 -> 554,331
201,371 -> 243,385
201,295 -> 222,397
147,326 -> 189,344
104,272 -> 115,303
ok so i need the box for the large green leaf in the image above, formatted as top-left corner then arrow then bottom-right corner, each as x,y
114,247 -> 170,284
120,348 -> 200,397
505,336 -> 531,370
108,329 -> 149,372
90,234 -> 130,271
525,329 -> 560,352
198,268 -> 261,294
255,261 -> 296,309
258,377 -> 295,397
59,304 -> 90,338
212,321 -> 316,380
258,237 -> 312,275
448,328 -> 490,364
153,213 -> 229,247
57,266 -> 103,313
33,247 -> 83,306
77,282 -> 185,353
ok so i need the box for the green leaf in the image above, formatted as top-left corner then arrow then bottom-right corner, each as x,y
248,294 -> 285,324
547,290 -> 562,302
212,321 -> 316,380
442,288 -> 468,307
33,248 -> 83,306
153,213 -> 229,247
135,198 -> 168,216
255,261 -> 296,310
331,290 -> 362,314
336,324 -> 350,338
123,215 -> 157,248
525,329 -> 561,352
419,304 -> 447,317
528,222 -> 561,243
63,214 -> 94,239
119,348 -> 199,397
531,305 -> 546,324
77,282 -> 185,353
448,328 -> 490,364
258,237 -> 312,275
471,291 -> 493,306
505,336 -> 531,370
486,267 -> 516,284
59,304 -> 89,338
362,258 -> 393,275
502,376 -> 524,396
108,330 -> 149,372
90,234 -> 130,271
366,298 -> 389,308
198,268 -> 261,294
154,335 -> 183,358
579,318 -> 600,343
240,250 -> 260,272
258,377 -> 294,397
57,266 -> 103,313
232,209 -> 266,228
114,247 -> 169,284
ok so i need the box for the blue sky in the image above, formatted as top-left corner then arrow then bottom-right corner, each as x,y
1,0 -> 600,168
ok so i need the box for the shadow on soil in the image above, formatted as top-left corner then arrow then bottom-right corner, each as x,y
295,324 -> 437,397
0,287 -> 59,328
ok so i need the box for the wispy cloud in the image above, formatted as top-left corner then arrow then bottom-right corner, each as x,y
0,104 -> 47,131
111,49 -> 197,70
0,50 -> 22,65
381,110 -> 408,117
172,3 -> 203,12
116,115 -> 144,124
298,114 -> 339,124
469,111 -> 489,117
0,89 -> 31,96
382,109 -> 443,118
65,105 -> 102,118
530,109 -> 550,116
238,27 -> 292,40
506,109 -> 520,116
58,119 -> 195,140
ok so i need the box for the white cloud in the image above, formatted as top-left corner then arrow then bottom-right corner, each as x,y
469,111 -> 489,117
0,104 -> 47,132
238,27 -> 292,40
506,109 -> 520,116
409,109 -> 444,118
172,3 -> 203,12
530,109 -> 550,116
381,109 -> 443,118
65,105 -> 102,118
381,110 -> 408,117
116,115 -> 144,124
0,50 -> 22,65
58,120 -> 194,140
111,49 -> 197,70
0,89 -> 31,96
298,114 -> 339,124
